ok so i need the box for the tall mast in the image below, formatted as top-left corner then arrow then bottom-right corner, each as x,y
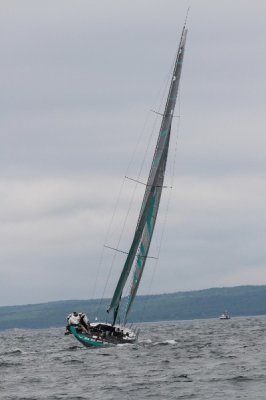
108,26 -> 188,325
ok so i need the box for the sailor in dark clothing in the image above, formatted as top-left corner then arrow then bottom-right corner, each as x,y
78,312 -> 90,333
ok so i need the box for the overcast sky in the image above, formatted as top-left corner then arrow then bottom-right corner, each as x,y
1,0 -> 265,306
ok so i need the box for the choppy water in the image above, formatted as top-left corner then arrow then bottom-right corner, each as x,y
1,316 -> 266,399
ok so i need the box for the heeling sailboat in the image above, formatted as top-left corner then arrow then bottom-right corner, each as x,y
67,24 -> 188,347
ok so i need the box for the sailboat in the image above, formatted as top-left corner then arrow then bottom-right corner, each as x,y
66,23 -> 188,347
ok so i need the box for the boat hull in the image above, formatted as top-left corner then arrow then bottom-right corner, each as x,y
69,325 -> 104,347
68,323 -> 137,348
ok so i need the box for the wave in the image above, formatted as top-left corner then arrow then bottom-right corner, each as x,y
0,348 -> 23,356
117,343 -> 133,347
66,345 -> 82,351
0,361 -> 23,368
153,339 -> 177,346
62,359 -> 84,365
139,338 -> 152,344
227,375 -> 253,382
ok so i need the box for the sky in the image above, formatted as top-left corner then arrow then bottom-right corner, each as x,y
0,0 -> 266,306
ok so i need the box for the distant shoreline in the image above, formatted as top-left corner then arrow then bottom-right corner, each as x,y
1,285 -> 266,330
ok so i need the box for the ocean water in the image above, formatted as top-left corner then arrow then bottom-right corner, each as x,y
1,316 -> 266,399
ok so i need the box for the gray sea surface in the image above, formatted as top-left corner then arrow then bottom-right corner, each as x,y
1,316 -> 266,399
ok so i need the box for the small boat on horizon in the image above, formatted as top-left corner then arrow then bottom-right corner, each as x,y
219,311 -> 231,320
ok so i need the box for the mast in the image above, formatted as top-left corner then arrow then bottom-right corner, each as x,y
108,26 -> 188,325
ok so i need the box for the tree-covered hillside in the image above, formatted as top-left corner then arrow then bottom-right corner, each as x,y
0,285 -> 266,330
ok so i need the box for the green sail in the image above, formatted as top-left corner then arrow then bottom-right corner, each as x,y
108,27 -> 187,324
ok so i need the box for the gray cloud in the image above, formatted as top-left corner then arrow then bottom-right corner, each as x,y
0,0 -> 266,306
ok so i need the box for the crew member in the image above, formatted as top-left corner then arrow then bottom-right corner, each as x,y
78,312 -> 90,332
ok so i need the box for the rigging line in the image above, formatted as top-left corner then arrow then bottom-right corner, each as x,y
124,32 -> 179,202
125,176 -> 147,186
184,6 -> 190,28
120,51 -> 182,323
99,179 -> 139,305
94,41 -> 169,312
94,75 -> 169,309
150,109 -> 181,118
124,45 -> 175,179
95,116 -> 153,311
95,121 -> 158,315
128,48 -> 177,220
93,177 -> 127,312
104,245 -> 128,255
104,244 -> 158,260
106,102 -> 163,305
139,93 -> 182,323
135,44 -> 178,184
125,106 -> 155,178
104,56 -> 176,316
100,114 -> 159,312
98,49 -> 174,311
102,37 -> 181,322
123,23 -> 187,323
125,175 -> 171,189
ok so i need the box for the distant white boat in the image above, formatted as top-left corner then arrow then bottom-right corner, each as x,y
219,311 -> 231,320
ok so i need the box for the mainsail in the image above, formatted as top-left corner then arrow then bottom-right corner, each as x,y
108,27 -> 187,325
